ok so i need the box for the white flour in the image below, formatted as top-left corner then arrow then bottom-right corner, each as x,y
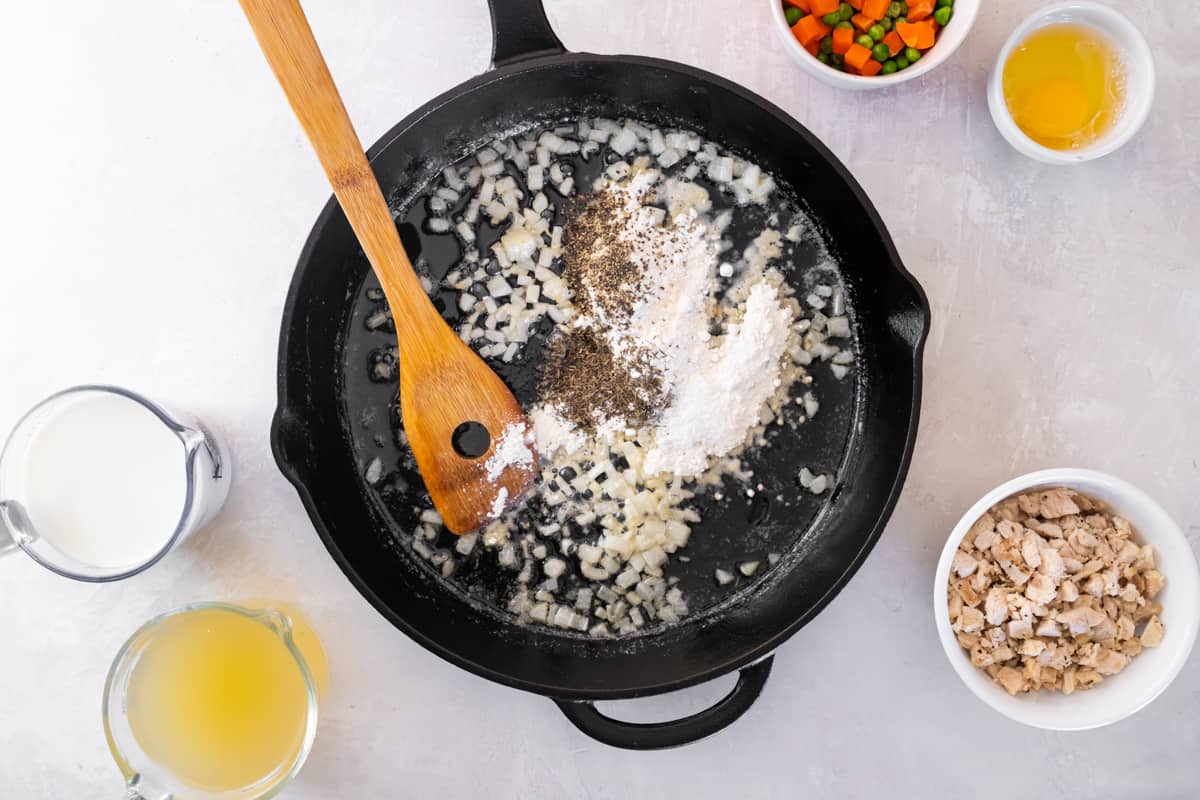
485,422 -> 534,481
536,169 -> 795,477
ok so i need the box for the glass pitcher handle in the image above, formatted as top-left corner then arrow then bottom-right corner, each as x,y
0,501 -> 20,557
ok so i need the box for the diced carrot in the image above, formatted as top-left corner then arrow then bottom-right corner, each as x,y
847,0 -> 864,8
915,19 -> 937,49
810,0 -> 839,15
862,0 -> 889,20
791,15 -> 832,48
896,20 -> 921,48
906,0 -> 935,21
882,30 -> 904,56
832,26 -> 855,55
851,13 -> 874,31
784,0 -> 811,9
806,40 -> 820,56
860,58 -> 883,76
844,43 -> 872,71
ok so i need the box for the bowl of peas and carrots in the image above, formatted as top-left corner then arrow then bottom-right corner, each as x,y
771,0 -> 980,89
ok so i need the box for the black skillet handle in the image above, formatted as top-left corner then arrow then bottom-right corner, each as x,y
487,0 -> 566,68
553,657 -> 774,750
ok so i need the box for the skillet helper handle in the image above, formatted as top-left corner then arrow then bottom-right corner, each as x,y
553,657 -> 774,750
488,0 -> 565,68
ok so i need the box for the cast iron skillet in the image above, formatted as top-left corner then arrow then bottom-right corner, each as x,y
271,0 -> 930,749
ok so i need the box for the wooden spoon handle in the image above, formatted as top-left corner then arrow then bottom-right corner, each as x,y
239,0 -> 434,329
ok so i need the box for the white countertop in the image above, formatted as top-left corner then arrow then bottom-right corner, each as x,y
2,1 -> 1197,796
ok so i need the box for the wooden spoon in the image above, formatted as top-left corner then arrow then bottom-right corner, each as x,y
239,0 -> 536,533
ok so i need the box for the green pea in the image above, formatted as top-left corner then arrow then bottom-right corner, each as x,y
822,12 -> 840,25
887,1 -> 903,16
872,42 -> 891,61
905,46 -> 922,62
820,35 -> 834,53
868,24 -> 886,41
839,2 -> 855,21
856,34 -> 874,48
881,60 -> 899,74
879,17 -> 893,31
817,52 -> 831,64
898,2 -> 908,15
895,55 -> 910,69
835,20 -> 854,29
936,0 -> 954,6
831,53 -> 845,66
785,7 -> 804,25
934,6 -> 952,25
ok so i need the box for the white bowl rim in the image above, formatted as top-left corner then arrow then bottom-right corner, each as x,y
986,1 -> 1156,164
934,468 -> 1200,730
768,0 -> 981,90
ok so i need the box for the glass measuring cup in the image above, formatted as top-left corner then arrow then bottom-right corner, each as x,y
0,385 -> 229,581
103,602 -> 326,800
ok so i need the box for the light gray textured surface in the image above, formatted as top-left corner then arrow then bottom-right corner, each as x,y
1,1 -> 1197,797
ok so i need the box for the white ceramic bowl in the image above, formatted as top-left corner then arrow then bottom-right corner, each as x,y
935,469 -> 1200,730
987,2 -> 1155,164
769,0 -> 980,90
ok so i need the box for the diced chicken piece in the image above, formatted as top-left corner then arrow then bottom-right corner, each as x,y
1115,615 -> 1135,641
1076,667 -> 1103,690
947,591 -> 964,621
956,632 -> 981,650
1063,556 -> 1084,574
1021,533 -> 1043,569
970,645 -> 995,668
1022,656 -> 1042,682
993,497 -> 1022,522
1112,515 -> 1133,537
1091,615 -> 1117,641
1068,529 -> 1097,555
986,627 -> 1007,646
1140,615 -> 1165,648
1002,561 -> 1031,586
996,519 -> 1023,540
1035,619 -> 1062,638
1007,619 -> 1034,639
1077,558 -> 1105,579
965,512 -> 995,548
1143,570 -> 1165,600
1115,541 -> 1141,565
991,645 -> 1015,663
1120,638 -> 1144,658
1084,573 -> 1106,598
1094,648 -> 1129,676
973,527 -> 999,551
985,588 -> 1010,626
952,550 -> 979,578
1030,520 -> 1063,539
1057,607 -> 1093,635
995,666 -> 1026,696
1119,583 -> 1141,604
1062,666 -> 1078,695
958,607 -> 985,634
1133,544 -> 1156,571
1025,573 -> 1058,605
1039,488 -> 1081,519
958,581 -> 981,607
1019,639 -> 1046,657
1134,601 -> 1163,623
1038,547 -> 1065,579
1017,493 -> 1041,516
1059,580 -> 1080,603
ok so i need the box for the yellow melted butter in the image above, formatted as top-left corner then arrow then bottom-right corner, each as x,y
1003,23 -> 1126,151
